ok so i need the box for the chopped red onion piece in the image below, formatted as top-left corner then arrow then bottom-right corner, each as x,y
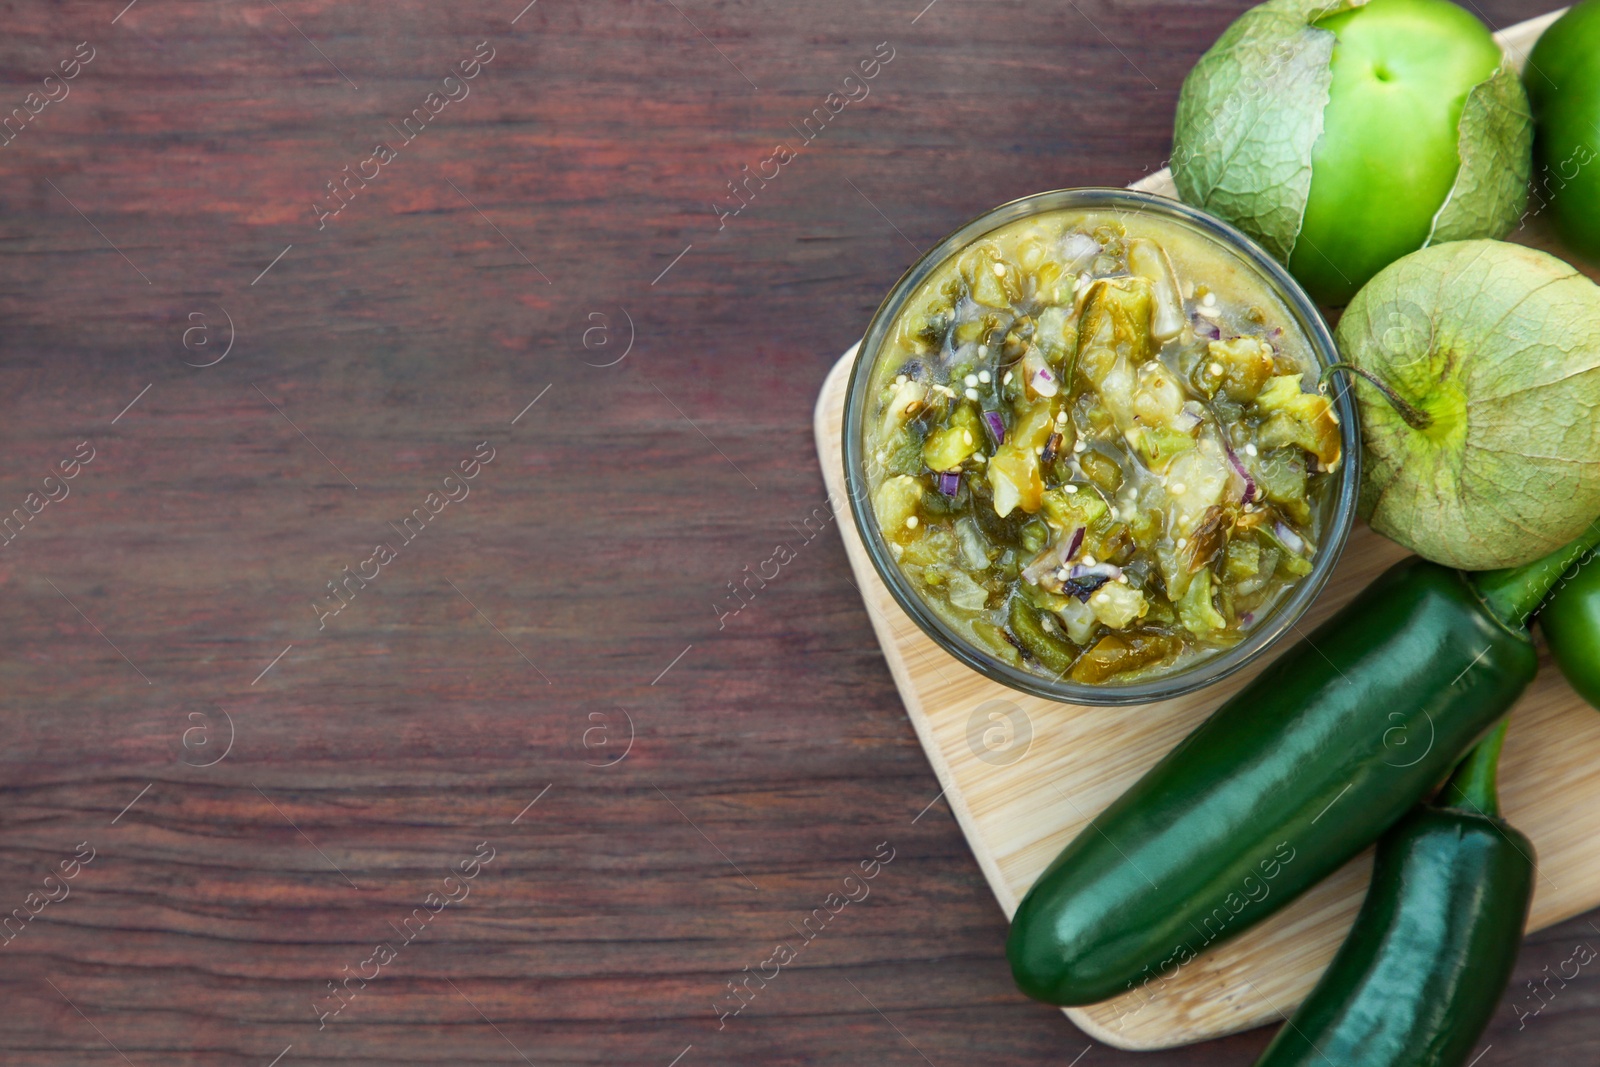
982,410 -> 1006,445
1274,520 -> 1307,556
1224,440 -> 1258,504
1065,526 -> 1086,561
1020,526 -> 1085,588
937,471 -> 961,497
1193,316 -> 1222,341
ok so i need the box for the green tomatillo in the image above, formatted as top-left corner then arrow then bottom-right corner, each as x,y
1173,0 -> 1532,307
1526,0 -> 1600,262
1539,549 -> 1600,711
1332,240 -> 1600,570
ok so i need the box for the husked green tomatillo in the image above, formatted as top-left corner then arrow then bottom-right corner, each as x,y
1173,0 -> 1531,306
1334,240 -> 1600,570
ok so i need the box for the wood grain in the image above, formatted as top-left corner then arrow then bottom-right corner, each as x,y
0,0 -> 1595,1065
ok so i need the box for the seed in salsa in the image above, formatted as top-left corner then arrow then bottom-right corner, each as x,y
863,210 -> 1341,685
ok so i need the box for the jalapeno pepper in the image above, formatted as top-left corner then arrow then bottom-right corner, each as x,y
1538,549 -> 1600,711
1254,719 -> 1533,1067
1006,527 -> 1597,1007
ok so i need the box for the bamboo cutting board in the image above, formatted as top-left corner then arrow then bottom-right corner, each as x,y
815,10 -> 1600,1048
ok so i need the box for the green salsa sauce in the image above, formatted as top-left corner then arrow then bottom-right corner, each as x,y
862,209 -> 1342,685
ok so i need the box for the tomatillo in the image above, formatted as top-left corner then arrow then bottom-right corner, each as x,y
1540,551 -> 1600,711
1526,0 -> 1600,263
1289,0 -> 1503,303
1173,0 -> 1531,307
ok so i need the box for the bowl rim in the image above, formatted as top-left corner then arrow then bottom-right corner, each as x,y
841,186 -> 1361,706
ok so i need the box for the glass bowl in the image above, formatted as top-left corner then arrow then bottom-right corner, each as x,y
842,187 -> 1360,706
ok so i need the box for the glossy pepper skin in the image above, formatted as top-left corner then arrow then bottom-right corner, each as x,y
1007,558 -> 1536,1006
1539,551 -> 1600,711
1254,724 -> 1533,1067
1526,0 -> 1600,263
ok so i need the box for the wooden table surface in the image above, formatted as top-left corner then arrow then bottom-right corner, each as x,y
2,0 -> 1596,1064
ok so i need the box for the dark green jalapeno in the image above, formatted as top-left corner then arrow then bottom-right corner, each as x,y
1254,719 -> 1533,1067
1007,525 -> 1597,1006
1538,549 -> 1600,710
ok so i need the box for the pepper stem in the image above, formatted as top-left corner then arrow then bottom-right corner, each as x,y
1471,520 -> 1600,631
1440,717 -> 1509,817
1318,362 -> 1431,430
